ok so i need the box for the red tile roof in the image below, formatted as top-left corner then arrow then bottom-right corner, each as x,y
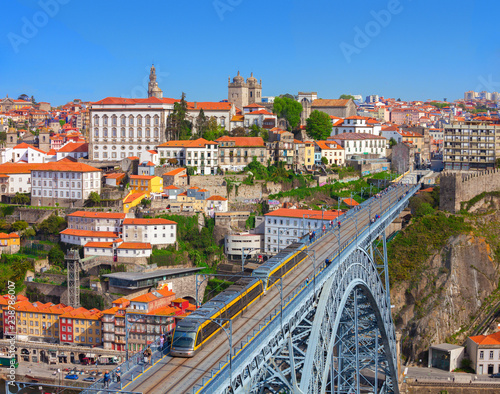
215,136 -> 265,147
470,331 -> 500,345
118,242 -> 152,250
206,195 -> 227,201
13,142 -> 47,154
57,142 -> 88,153
84,242 -> 114,248
68,211 -> 126,219
163,168 -> 186,176
123,192 -> 146,204
312,99 -> 350,107
265,208 -> 341,220
157,138 -> 216,148
123,218 -> 177,225
60,229 -> 120,238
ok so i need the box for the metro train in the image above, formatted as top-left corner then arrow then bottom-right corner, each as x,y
170,242 -> 308,357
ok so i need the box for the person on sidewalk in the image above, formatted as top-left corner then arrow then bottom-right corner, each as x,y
103,370 -> 110,389
115,367 -> 121,383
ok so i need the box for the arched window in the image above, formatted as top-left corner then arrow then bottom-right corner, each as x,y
121,128 -> 126,137
137,128 -> 142,138
137,115 -> 142,126
120,115 -> 126,126
129,128 -> 134,138
154,128 -> 159,138
103,128 -> 108,137
112,128 -> 117,137
111,115 -> 117,126
94,128 -> 99,137
154,115 -> 159,126
146,128 -> 150,138
103,115 -> 108,126
129,115 -> 134,126
145,115 -> 151,126
93,116 -> 99,126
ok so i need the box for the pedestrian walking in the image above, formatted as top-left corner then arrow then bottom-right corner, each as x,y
103,370 -> 110,389
159,336 -> 164,352
337,221 -> 341,229
143,352 -> 149,365
116,367 -> 121,383
322,224 -> 326,233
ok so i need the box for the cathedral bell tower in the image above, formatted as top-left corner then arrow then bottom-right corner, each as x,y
147,64 -> 163,99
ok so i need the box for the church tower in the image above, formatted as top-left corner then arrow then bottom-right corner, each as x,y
38,127 -> 51,152
247,73 -> 262,105
228,71 -> 249,109
6,127 -> 17,149
147,64 -> 163,99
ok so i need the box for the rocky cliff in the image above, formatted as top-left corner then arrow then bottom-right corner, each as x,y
389,205 -> 500,364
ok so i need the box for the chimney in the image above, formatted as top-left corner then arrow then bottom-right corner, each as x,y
194,102 -> 197,109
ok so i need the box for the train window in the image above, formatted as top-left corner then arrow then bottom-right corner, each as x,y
172,330 -> 197,348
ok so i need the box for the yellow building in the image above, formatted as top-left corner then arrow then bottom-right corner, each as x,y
304,141 -> 315,170
11,300 -> 72,341
400,130 -> 424,154
60,307 -> 103,346
0,232 -> 20,253
123,192 -> 147,213
129,175 -> 163,197
169,191 -> 205,212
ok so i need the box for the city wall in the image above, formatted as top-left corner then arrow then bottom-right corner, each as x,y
440,169 -> 500,213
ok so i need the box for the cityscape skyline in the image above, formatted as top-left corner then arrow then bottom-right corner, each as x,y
2,0 -> 499,105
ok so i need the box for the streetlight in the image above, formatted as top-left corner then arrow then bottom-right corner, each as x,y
277,228 -> 288,253
205,318 -> 233,390
303,250 -> 316,297
241,247 -> 259,272
302,214 -> 312,238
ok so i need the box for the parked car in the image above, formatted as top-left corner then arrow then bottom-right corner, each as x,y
83,376 -> 96,382
65,374 -> 79,380
490,373 -> 500,378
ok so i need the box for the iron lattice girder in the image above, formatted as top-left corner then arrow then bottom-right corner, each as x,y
203,187 -> 418,394
246,245 -> 399,394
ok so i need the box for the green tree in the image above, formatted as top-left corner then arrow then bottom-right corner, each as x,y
204,117 -> 226,141
141,198 -> 151,207
22,228 -> 35,239
306,110 -> 333,140
11,221 -> 28,232
166,92 -> 192,140
273,97 -> 303,130
249,124 -> 262,137
321,156 -> 328,166
260,129 -> 269,142
339,94 -> 355,100
195,108 -> 208,138
86,191 -> 101,207
37,214 -> 67,236
59,119 -> 66,127
12,193 -> 30,205
228,126 -> 246,137
389,137 -> 397,147
48,245 -> 65,267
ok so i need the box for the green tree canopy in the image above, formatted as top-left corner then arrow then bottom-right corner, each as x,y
11,221 -> 28,232
389,137 -> 397,147
37,214 -> 67,236
306,110 -> 333,140
48,245 -> 65,267
273,97 -> 302,130
166,92 -> 192,140
12,193 -> 30,205
339,94 -> 355,100
86,191 -> 101,207
203,117 -> 226,141
195,108 -> 209,138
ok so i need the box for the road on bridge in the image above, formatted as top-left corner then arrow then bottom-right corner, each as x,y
122,185 -> 410,394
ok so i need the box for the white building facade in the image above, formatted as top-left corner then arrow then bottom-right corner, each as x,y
156,138 -> 218,175
30,162 -> 101,207
122,218 -> 177,246
66,211 -> 126,233
329,133 -> 386,158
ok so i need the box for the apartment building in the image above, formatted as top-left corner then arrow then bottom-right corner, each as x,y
59,307 -> 103,346
30,161 -> 102,207
129,175 -> 163,198
328,133 -> 386,159
443,121 -> 500,171
261,208 -> 341,254
267,129 -> 295,169
122,218 -> 177,246
216,136 -> 266,172
314,141 -> 345,166
66,211 -> 126,233
156,139 -> 218,175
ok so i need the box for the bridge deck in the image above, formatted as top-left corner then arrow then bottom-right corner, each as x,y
122,186 -> 408,394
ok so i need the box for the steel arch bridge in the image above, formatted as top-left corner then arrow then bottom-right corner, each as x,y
197,185 -> 417,394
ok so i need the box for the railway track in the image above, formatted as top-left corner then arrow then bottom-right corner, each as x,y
127,186 -> 406,393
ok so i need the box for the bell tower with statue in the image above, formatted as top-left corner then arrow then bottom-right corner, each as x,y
147,64 -> 163,99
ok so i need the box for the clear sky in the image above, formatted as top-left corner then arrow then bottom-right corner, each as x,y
1,0 -> 499,106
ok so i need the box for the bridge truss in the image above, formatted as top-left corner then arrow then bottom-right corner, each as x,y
198,184 -> 418,394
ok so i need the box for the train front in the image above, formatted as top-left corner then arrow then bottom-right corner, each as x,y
170,318 -> 199,357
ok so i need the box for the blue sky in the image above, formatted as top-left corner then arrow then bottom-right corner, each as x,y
1,0 -> 499,106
